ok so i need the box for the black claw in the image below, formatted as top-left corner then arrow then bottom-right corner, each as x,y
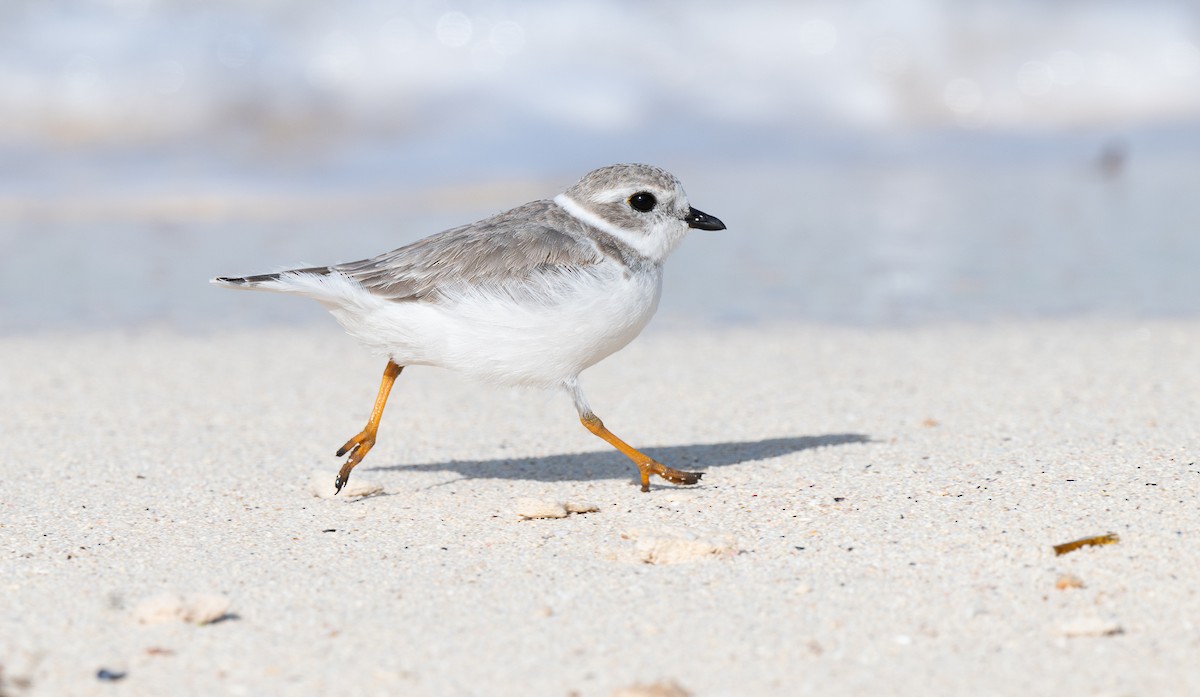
336,446 -> 348,457
333,475 -> 345,495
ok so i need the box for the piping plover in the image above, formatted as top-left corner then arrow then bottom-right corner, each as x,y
213,163 -> 726,494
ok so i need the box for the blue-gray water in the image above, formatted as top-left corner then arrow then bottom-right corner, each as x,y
1,1 -> 1199,332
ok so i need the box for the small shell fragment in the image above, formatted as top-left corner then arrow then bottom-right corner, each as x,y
626,530 -> 736,564
515,499 -> 600,520
1055,574 -> 1085,590
612,680 -> 691,697
1059,617 -> 1123,637
133,593 -> 232,625
515,499 -> 569,519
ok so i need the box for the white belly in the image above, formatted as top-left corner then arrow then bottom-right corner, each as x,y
331,265 -> 662,387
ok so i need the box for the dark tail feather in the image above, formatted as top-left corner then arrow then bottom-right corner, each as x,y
211,265 -> 332,288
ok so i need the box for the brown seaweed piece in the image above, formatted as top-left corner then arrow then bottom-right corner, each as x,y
1053,533 -> 1120,556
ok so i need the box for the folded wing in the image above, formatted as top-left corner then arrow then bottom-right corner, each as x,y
213,201 -> 606,304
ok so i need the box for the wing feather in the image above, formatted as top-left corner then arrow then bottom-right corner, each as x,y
336,201 -> 607,302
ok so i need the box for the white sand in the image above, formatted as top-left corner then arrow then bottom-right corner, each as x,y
2,321 -> 1198,696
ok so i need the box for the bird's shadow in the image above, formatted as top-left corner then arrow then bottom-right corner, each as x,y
366,433 -> 871,486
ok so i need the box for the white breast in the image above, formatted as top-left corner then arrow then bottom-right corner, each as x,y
330,263 -> 663,387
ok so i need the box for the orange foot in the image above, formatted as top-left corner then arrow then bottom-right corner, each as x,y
638,459 -> 704,492
333,430 -> 377,494
578,413 -> 705,492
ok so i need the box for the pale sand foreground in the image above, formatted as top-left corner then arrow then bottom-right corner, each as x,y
2,322 -> 1198,696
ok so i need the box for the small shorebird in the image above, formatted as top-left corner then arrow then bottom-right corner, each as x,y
213,164 -> 726,493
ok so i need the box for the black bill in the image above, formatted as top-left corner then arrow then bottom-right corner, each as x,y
686,207 -> 726,231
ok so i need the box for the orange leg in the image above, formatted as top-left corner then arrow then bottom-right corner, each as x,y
579,413 -> 703,492
334,360 -> 403,494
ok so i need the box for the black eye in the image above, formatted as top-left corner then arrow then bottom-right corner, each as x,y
629,192 -> 657,212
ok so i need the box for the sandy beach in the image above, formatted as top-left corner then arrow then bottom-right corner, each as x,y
2,321 -> 1198,696
4,1 -> 1199,694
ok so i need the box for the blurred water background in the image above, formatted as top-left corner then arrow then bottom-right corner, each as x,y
1,0 -> 1198,332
